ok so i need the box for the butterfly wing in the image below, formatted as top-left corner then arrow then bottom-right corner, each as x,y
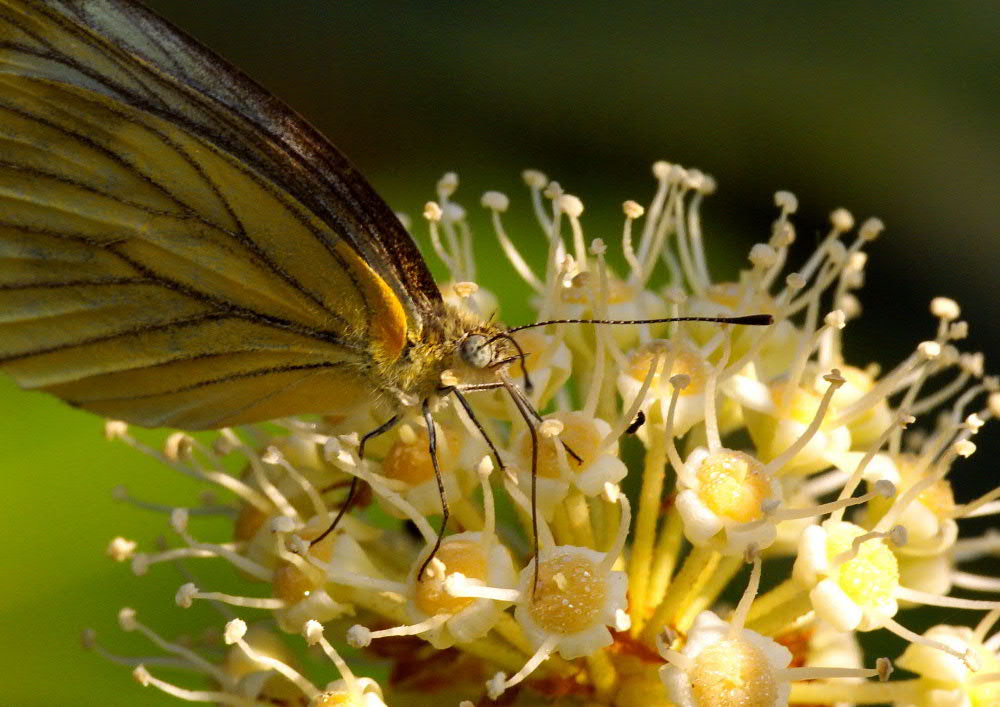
43,0 -> 443,324
0,0 -> 417,428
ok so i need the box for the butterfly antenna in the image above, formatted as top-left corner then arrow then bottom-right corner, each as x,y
504,378 -> 542,595
417,399 -> 450,581
311,414 -> 399,546
487,331 -> 534,393
506,313 -> 773,335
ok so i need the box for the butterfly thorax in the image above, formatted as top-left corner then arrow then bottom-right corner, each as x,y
382,304 -> 511,406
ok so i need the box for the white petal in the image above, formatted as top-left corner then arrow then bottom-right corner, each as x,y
575,455 -> 627,496
897,626 -> 974,685
660,664 -> 696,707
724,519 -> 778,555
553,623 -> 613,660
793,524 -> 829,585
678,447 -> 710,489
682,611 -> 730,657
810,579 -> 862,632
676,490 -> 723,545
724,374 -> 775,414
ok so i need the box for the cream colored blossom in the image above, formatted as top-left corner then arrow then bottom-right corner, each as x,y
92,163 -> 1000,706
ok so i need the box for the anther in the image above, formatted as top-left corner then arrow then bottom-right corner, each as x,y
559,194 -> 584,218
652,161 -> 672,179
106,537 -> 137,562
876,657 -> 893,681
749,243 -> 777,268
163,433 -> 193,462
623,200 -> 645,219
423,202 -> 443,222
785,272 -> 806,291
931,297 -> 961,321
437,172 -> 459,197
175,583 -> 198,608
774,190 -> 799,213
104,420 -> 128,440
538,419 -> 564,437
442,203 -> 465,222
830,208 -> 855,232
522,169 -> 548,188
825,310 -> 847,330
954,440 -> 976,458
859,217 -> 885,241
481,191 -> 509,212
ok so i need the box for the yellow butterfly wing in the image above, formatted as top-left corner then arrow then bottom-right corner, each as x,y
0,0 -> 417,429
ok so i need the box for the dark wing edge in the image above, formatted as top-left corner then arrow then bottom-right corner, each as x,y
49,0 -> 443,328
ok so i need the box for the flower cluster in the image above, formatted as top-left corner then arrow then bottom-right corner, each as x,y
92,162 -> 1000,706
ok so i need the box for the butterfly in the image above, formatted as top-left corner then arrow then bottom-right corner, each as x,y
0,0 -> 770,575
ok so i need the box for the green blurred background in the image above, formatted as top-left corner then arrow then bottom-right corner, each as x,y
2,2 -> 998,704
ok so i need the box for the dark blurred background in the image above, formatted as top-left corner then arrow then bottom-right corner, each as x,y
3,2 -> 998,704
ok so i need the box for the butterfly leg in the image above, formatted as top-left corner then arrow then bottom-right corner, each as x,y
417,398 -> 450,580
503,379 -> 542,594
443,385 -> 506,471
311,414 -> 400,546
505,380 -> 584,465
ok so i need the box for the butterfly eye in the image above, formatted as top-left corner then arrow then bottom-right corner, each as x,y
460,334 -> 494,369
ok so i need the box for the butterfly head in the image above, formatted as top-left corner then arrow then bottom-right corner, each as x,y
459,333 -> 496,369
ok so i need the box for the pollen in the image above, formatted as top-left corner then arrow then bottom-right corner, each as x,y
414,539 -> 488,615
825,522 -> 899,610
528,552 -> 608,634
695,450 -> 771,523
518,411 -> 602,479
688,637 -> 780,707
627,341 -> 707,396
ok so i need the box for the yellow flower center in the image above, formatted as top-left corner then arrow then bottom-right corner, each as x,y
770,381 -> 838,429
695,450 -> 771,523
381,427 -> 458,486
824,522 -> 899,610
222,626 -> 298,681
528,552 -> 607,634
414,539 -> 488,616
627,341 -> 707,396
898,455 -> 956,518
517,411 -> 602,479
561,271 -> 634,305
689,637 -> 779,707
272,527 -> 336,604
510,329 -> 556,374
971,643 -> 1000,706
311,691 -> 358,706
706,282 -> 745,310
234,503 -> 267,542
838,365 -> 876,396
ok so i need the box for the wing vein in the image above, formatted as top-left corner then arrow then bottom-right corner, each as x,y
77,361 -> 349,403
